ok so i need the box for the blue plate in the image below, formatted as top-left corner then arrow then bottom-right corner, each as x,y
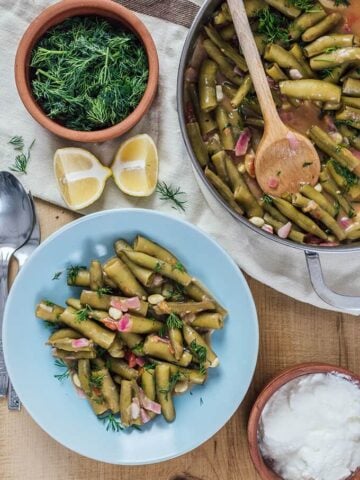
3,209 -> 258,465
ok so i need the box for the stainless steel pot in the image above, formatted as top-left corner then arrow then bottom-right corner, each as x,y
177,0 -> 360,312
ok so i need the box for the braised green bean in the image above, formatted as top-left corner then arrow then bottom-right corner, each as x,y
279,80 -> 341,103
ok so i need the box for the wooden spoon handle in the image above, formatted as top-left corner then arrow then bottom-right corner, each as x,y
227,0 -> 283,129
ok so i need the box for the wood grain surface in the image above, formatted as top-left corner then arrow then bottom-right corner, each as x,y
1,199 -> 359,480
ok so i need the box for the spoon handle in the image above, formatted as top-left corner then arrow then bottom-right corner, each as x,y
0,249 -> 11,397
227,0 -> 284,131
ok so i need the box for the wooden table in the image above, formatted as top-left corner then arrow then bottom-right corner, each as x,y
1,199 -> 359,480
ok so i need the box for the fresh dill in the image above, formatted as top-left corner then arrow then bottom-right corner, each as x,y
89,372 -> 104,389
52,271 -> 63,280
319,68 -> 335,80
333,0 -> 350,5
9,139 -> 35,174
335,119 -> 356,129
168,283 -> 186,302
256,8 -> 290,45
323,46 -> 338,54
30,17 -> 148,131
331,160 -> 358,189
200,397 -> 204,406
172,261 -> 185,273
43,300 -> 55,307
8,136 -> 24,151
158,324 -> 167,338
288,0 -> 316,11
154,261 -> 164,273
54,359 -> 70,382
132,342 -> 145,356
159,371 -> 182,400
44,321 -> 60,332
96,286 -> 113,298
156,181 -> 188,212
166,313 -> 183,330
190,340 -> 207,375
67,265 -> 87,284
75,304 -> 92,323
262,194 -> 273,205
101,413 -> 124,432
144,362 -> 156,371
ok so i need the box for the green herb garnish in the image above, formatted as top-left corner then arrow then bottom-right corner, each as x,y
332,161 -> 358,189
319,68 -> 336,80
154,261 -> 164,273
43,300 -> 55,307
190,340 -> 207,375
158,324 -> 167,338
96,286 -> 113,298
67,265 -> 86,284
54,359 -> 70,382
172,261 -> 185,272
262,194 -> 273,204
159,371 -> 182,400
144,363 -> 156,371
333,0 -> 350,5
30,17 -> 148,131
75,304 -> 92,323
89,372 -> 104,389
200,397 -> 204,406
132,342 -> 145,356
166,313 -> 183,329
156,182 -> 187,212
168,283 -> 186,302
101,413 -> 124,432
288,0 -> 317,11
9,139 -> 35,174
8,136 -> 24,151
52,271 -> 63,280
44,321 -> 60,332
256,8 -> 290,45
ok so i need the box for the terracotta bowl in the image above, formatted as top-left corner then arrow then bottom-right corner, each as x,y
15,0 -> 159,143
248,363 -> 360,480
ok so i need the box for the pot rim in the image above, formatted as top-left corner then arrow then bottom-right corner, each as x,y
15,0 -> 159,143
176,0 -> 360,254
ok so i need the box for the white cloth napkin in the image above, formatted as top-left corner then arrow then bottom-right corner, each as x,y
1,0 -> 359,314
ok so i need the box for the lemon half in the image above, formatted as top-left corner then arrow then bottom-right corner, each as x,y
54,148 -> 112,210
112,134 -> 158,197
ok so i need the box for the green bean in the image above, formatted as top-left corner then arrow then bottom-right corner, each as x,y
199,59 -> 218,112
123,251 -> 192,286
234,185 -> 264,217
271,197 -> 328,239
219,24 -> 236,40
308,125 -> 360,173
107,358 -> 139,380
216,106 -> 235,150
53,348 -> 96,360
48,328 -> 82,342
204,24 -> 248,72
343,78 -> 360,97
186,122 -> 209,167
231,75 -> 253,108
113,239 -> 132,253
79,290 -> 148,316
133,235 -> 179,266
289,5 -> 326,40
36,301 -> 64,322
153,299 -> 216,316
213,3 -> 232,25
205,131 -> 223,155
47,337 -> 95,353
188,82 -> 217,135
103,257 -> 147,298
327,160 -> 348,189
254,34 -> 267,55
310,47 -> 360,70
104,275 -> 117,290
78,359 -> 108,416
265,0 -> 301,17
266,63 -> 288,82
348,184 -> 360,201
66,297 -> 82,310
345,223 -> 360,240
304,34 -> 354,58
203,39 -> 242,86
319,168 -> 354,216
67,269 -> 90,287
118,315 -> 162,334
119,379 -> 132,427
263,213 -> 306,243
288,43 -> 315,78
338,124 -> 360,150
183,324 -> 219,368
321,65 -> 348,84
302,13 -> 342,43
149,359 -> 207,385
140,369 -> 157,419
89,260 -> 103,291
291,193 -> 345,240
118,253 -> 155,288
212,150 -> 230,183
323,101 -> 341,110
59,307 -> 116,349
260,198 -> 291,223
222,82 -> 238,99
169,328 -> 184,361
342,96 -> 360,109
143,335 -> 192,366
336,106 -> 360,130
300,184 -> 337,216
93,359 -> 119,414
108,336 -> 125,358
185,279 -> 227,318
245,0 -> 267,16
190,312 -> 224,329
346,68 -> 360,80
155,364 -> 175,422
205,167 -> 244,215
279,79 -> 341,102
118,332 -> 143,350
264,45 -> 307,77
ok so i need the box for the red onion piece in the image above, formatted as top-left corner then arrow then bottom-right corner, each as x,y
139,388 -> 162,414
235,128 -> 251,156
117,314 -> 132,332
140,408 -> 151,424
72,338 -> 90,349
278,222 -> 292,239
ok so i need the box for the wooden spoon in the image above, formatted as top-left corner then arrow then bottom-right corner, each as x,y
227,0 -> 320,196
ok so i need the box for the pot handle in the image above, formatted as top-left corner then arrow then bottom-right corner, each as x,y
305,251 -> 360,312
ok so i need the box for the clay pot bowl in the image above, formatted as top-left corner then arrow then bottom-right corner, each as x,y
15,0 -> 159,143
248,363 -> 360,480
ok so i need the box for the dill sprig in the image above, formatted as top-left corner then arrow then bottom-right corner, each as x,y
172,261 -> 185,272
156,182 -> 188,212
44,321 -> 61,332
256,8 -> 290,45
75,304 -> 92,323
166,313 -> 183,330
331,159 -> 358,189
67,265 -> 87,284
89,372 -> 104,389
8,136 -> 24,151
96,286 -> 113,298
144,362 -> 156,371
158,324 -> 167,338
154,261 -> 164,273
54,359 -> 71,381
190,340 -> 207,375
9,139 -> 35,174
52,271 -> 63,280
319,68 -> 335,80
132,342 -> 145,356
159,371 -> 182,400
262,194 -> 273,205
333,0 -> 350,5
43,300 -> 55,307
101,413 -> 124,432
167,283 -> 186,302
30,17 -> 148,131
288,0 -> 317,11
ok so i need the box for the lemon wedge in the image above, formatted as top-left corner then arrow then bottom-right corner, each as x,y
112,134 -> 158,197
54,147 -> 112,210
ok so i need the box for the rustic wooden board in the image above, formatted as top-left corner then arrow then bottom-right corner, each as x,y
0,199 -> 358,480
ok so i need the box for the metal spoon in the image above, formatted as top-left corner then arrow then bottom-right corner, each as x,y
0,172 -> 34,397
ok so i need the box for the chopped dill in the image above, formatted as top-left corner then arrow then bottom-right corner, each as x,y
132,342 -> 145,356
54,359 -> 70,382
256,8 -> 290,45
333,0 -> 350,5
166,313 -> 183,330
262,194 -> 273,204
158,324 -> 167,338
172,261 -> 185,272
288,0 -> 316,11
75,304 -> 92,323
89,372 -> 104,389
144,362 -> 156,371
67,265 -> 87,284
189,340 -> 207,375
101,413 -> 124,432
43,300 -> 55,307
159,371 -> 182,400
156,181 -> 188,212
8,136 -> 24,151
168,283 -> 186,302
52,271 -> 63,280
9,139 -> 35,174
154,261 -> 163,273
319,68 -> 335,80
331,160 -> 358,189
96,286 -> 113,298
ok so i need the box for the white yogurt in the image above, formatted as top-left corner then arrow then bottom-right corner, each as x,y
259,372 -> 360,480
